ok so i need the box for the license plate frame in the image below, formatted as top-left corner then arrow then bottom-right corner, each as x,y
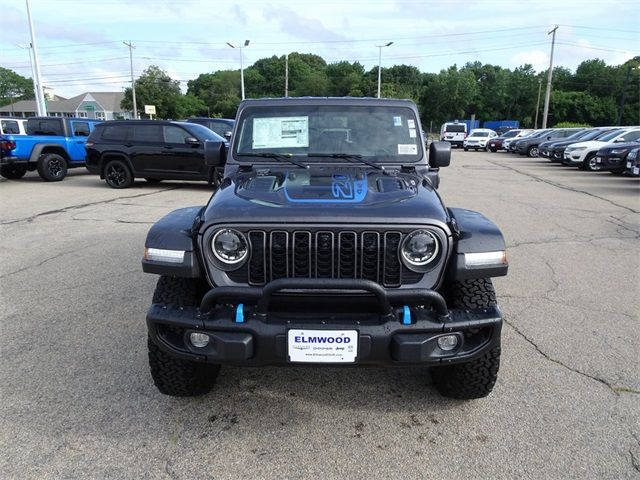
288,329 -> 358,363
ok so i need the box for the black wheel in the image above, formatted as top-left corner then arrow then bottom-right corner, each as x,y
463,148 -> 468,151
145,178 -> 162,184
104,159 -> 133,188
431,279 -> 501,399
148,276 -> 220,396
583,153 -> 600,172
37,153 -> 67,181
527,146 -> 539,158
490,149 -> 497,152
0,164 -> 27,179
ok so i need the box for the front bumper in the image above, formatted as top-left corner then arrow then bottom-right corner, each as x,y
595,155 -> 626,172
147,279 -> 502,367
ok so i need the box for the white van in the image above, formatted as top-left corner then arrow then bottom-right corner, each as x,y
0,118 -> 28,135
440,122 -> 467,148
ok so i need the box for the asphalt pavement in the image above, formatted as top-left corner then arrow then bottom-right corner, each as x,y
1,150 -> 638,479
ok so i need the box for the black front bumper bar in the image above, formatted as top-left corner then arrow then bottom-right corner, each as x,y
147,278 -> 502,366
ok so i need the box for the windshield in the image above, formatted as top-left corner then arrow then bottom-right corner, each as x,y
564,129 -> 588,141
183,123 -> 226,142
234,105 -> 423,163
598,129 -> 624,142
445,124 -> 466,133
469,132 -> 490,137
502,130 -> 520,138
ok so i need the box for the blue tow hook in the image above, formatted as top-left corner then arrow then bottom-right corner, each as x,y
402,305 -> 411,325
235,304 -> 245,323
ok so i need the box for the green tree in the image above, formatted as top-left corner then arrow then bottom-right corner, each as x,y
121,65 -> 194,119
187,70 -> 242,117
0,67 -> 34,107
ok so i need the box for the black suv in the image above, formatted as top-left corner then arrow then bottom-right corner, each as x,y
186,118 -> 235,140
142,98 -> 508,400
85,120 -> 227,188
516,128 -> 581,157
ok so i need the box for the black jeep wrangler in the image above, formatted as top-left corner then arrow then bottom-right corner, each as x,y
142,98 -> 508,400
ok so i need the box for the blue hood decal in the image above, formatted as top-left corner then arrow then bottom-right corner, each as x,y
283,172 -> 368,204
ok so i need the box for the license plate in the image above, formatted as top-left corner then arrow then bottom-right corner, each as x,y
627,161 -> 632,168
489,143 -> 495,147
634,167 -> 639,175
288,329 -> 358,363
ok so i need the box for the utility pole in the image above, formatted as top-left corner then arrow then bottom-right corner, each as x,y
542,25 -> 558,129
227,40 -> 250,100
25,0 -> 46,116
17,43 -> 37,115
376,42 -> 393,98
534,79 -> 542,128
123,41 -> 138,119
285,54 -> 289,97
616,64 -> 633,125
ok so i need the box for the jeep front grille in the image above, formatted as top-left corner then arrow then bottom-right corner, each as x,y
226,229 -> 425,287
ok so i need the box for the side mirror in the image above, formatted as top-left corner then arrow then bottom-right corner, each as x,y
224,131 -> 232,139
185,136 -> 200,146
428,141 -> 451,168
204,140 -> 225,166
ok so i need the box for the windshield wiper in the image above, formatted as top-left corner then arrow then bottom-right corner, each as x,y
307,153 -> 386,172
239,152 -> 308,169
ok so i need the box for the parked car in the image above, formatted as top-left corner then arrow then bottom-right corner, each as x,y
625,146 -> 640,177
0,117 -> 27,135
509,129 -> 550,154
594,139 -> 640,174
488,129 -> 522,152
463,128 -> 497,151
504,129 -> 536,152
440,122 -> 467,148
186,118 -> 235,140
539,129 -> 588,159
544,128 -> 620,162
85,120 -> 228,188
0,116 -> 101,181
516,128 -> 582,157
563,128 -> 640,171
142,97 -> 508,400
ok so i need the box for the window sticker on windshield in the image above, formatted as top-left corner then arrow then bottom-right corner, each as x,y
408,120 -> 415,129
393,116 -> 402,127
398,144 -> 417,155
409,129 -> 417,138
252,116 -> 309,149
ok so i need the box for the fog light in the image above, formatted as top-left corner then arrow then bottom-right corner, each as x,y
190,332 -> 210,348
437,335 -> 459,351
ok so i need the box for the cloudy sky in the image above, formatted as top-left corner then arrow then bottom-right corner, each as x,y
1,0 -> 638,97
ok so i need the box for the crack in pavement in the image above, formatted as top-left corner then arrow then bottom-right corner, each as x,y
503,317 -> 639,396
484,159 -> 640,214
631,432 -> 640,474
508,234 -> 638,249
0,187 -> 181,226
0,246 -> 91,280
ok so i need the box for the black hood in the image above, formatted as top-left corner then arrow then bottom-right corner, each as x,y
597,141 -> 640,154
202,167 -> 449,226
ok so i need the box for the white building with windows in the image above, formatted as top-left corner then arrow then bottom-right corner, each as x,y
0,92 -> 131,120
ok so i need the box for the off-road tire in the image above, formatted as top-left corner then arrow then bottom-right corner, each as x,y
37,153 -> 67,181
431,278 -> 500,399
148,276 -> 220,396
104,159 -> 133,188
0,164 -> 27,179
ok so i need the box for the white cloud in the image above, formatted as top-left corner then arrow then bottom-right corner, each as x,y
510,50 -> 549,72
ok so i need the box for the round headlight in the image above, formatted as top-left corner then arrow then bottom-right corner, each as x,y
401,230 -> 439,269
211,229 -> 248,265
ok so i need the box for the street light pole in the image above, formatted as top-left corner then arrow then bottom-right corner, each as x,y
285,54 -> 289,97
25,0 -> 46,116
542,25 -> 559,129
227,40 -> 250,100
376,42 -> 393,99
534,79 -> 542,128
123,41 -> 137,119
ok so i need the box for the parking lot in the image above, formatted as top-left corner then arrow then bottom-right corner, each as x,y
1,150 -> 638,479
